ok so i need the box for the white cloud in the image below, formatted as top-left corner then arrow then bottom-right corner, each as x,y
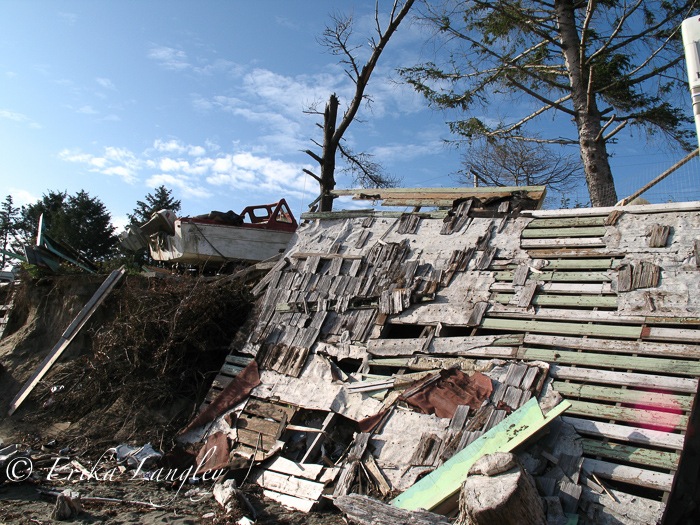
152,139 -> 206,157
77,105 -> 98,115
59,137 -> 316,206
58,147 -> 140,184
146,174 -> 212,199
112,214 -> 130,233
96,77 -> 116,90
0,109 -> 42,129
148,45 -> 190,71
9,188 -> 37,207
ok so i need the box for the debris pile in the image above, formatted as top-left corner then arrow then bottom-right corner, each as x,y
3,186 -> 700,524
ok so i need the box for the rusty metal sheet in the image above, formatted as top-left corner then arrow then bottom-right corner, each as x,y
400,369 -> 493,419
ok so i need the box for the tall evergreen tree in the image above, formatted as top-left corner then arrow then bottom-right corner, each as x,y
401,0 -> 696,206
17,190 -> 117,261
128,185 -> 182,225
0,195 -> 20,268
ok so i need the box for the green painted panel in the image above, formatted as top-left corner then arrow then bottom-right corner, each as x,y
524,347 -> 700,376
527,217 -> 607,228
391,398 -> 571,512
567,400 -> 688,431
521,226 -> 607,238
492,293 -> 617,308
541,258 -> 620,270
481,317 -> 642,339
552,381 -> 693,411
494,270 -> 612,282
582,439 -> 680,470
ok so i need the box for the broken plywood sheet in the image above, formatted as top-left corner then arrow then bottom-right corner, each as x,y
252,354 -> 383,421
369,409 -> 452,491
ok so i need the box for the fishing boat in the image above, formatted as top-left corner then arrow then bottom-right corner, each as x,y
144,200 -> 298,265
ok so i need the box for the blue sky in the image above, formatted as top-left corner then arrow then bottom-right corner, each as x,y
2,0 -> 700,231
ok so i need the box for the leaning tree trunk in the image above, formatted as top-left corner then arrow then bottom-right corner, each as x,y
555,0 -> 618,207
320,94 -> 340,212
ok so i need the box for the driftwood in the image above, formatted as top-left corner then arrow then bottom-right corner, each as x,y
334,494 -> 451,525
457,453 -> 545,525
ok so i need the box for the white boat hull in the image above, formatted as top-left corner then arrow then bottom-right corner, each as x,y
149,220 -> 294,264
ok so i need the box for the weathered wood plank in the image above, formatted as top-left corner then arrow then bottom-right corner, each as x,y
525,200 -> 700,218
236,428 -> 280,450
550,365 -> 698,394
521,237 -> 606,249
647,224 -> 671,248
244,398 -> 296,422
335,494 -> 451,525
237,415 -> 283,437
645,326 -> 700,343
493,293 -> 617,308
261,489 -> 316,513
8,268 -> 126,416
581,439 -> 680,471
365,335 -> 523,357
567,400 -> 688,431
265,456 -> 326,480
523,347 -> 700,376
488,306 -> 649,325
490,282 -> 615,294
552,381 -> 693,411
252,469 -> 326,501
521,226 -> 607,238
480,317 -> 643,339
539,258 -> 620,269
561,416 -> 685,450
525,334 -> 700,359
494,270 -> 612,282
582,458 -> 674,492
517,282 -> 538,308
527,216 -> 607,228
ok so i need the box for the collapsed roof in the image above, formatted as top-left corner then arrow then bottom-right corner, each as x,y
185,186 -> 700,523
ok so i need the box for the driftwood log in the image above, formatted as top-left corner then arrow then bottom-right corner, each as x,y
457,452 -> 545,525
334,494 -> 451,525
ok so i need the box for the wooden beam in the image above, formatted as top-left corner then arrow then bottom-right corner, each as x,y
526,216 -> 607,228
525,334 -> 700,359
524,200 -> 700,218
521,226 -> 607,238
549,365 -> 698,394
8,268 -> 126,416
581,439 -> 680,471
562,416 -> 685,450
567,400 -> 688,430
552,381 -> 693,411
480,317 -> 643,339
582,458 -> 674,492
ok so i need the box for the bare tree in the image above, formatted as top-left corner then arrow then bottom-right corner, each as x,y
304,0 -> 415,212
461,140 -> 583,196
